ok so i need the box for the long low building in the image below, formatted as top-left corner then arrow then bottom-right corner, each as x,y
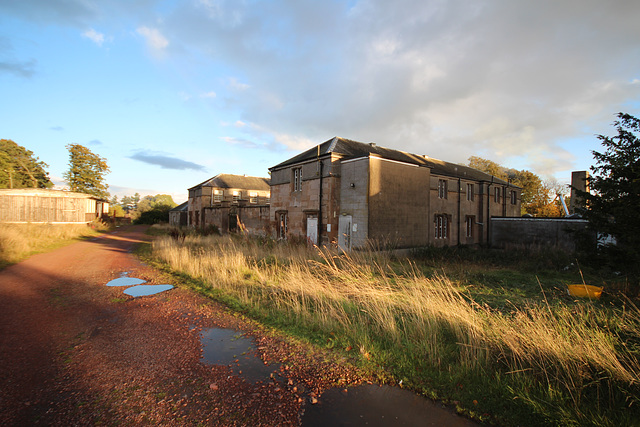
269,137 -> 521,249
0,188 -> 109,224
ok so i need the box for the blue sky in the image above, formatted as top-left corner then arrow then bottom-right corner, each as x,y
1,0 -> 639,203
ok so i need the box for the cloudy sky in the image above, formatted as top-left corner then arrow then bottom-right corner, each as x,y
1,0 -> 638,203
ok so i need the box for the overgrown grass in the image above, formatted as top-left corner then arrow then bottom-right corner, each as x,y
150,234 -> 640,426
0,222 -> 106,268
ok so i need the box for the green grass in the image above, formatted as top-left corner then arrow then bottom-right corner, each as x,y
143,233 -> 640,426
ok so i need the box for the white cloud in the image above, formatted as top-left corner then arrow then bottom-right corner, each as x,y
82,28 -> 105,46
200,91 -> 217,98
136,26 -> 169,51
228,77 -> 249,91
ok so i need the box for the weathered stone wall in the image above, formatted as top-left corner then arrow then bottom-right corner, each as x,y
203,205 -> 271,236
339,157 -> 370,248
169,211 -> 187,227
368,158 -> 431,248
491,217 -> 588,251
269,155 -> 341,244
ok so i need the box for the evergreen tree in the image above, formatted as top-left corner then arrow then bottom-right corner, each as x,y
63,144 -> 110,199
576,113 -> 640,283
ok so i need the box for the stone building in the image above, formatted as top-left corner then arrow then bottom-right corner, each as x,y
187,174 -> 270,233
168,201 -> 188,227
269,137 -> 521,249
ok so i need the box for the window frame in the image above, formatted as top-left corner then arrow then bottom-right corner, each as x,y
438,179 -> 448,199
292,167 -> 302,192
277,212 -> 288,240
465,216 -> 474,238
434,214 -> 449,239
494,187 -> 501,203
466,183 -> 474,201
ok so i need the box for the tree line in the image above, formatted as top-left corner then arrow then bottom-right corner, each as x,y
467,156 -> 568,217
109,193 -> 177,224
0,140 -> 109,199
0,140 -> 175,223
1,112 -> 638,282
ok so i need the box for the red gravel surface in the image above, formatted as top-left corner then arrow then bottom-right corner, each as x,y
0,225 -> 369,426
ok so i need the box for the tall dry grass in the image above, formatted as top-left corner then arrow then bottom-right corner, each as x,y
0,223 -> 102,266
152,233 -> 640,423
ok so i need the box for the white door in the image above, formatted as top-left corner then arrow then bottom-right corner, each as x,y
338,215 -> 352,251
306,217 -> 318,245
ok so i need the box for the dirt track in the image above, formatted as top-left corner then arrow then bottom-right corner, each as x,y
0,225 -> 366,426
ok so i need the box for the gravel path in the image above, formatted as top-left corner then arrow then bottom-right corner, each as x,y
0,225 -> 369,426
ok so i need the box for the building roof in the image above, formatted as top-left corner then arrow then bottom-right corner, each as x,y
169,201 -> 188,212
0,188 -> 108,201
269,137 -> 514,185
188,174 -> 270,191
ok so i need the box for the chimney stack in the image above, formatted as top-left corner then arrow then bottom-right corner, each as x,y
570,171 -> 589,214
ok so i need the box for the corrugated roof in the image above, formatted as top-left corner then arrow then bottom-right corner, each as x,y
269,137 -> 514,185
0,188 -> 108,200
188,174 -> 270,191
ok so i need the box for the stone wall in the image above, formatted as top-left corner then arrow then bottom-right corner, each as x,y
368,157 -> 431,248
491,217 -> 588,251
203,205 -> 271,236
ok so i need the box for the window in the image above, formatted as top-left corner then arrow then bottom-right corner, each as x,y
434,214 -> 449,239
466,184 -> 474,201
293,167 -> 302,192
494,187 -> 501,203
510,190 -> 517,205
232,190 -> 240,203
465,216 -> 474,238
438,180 -> 448,199
277,212 -> 288,239
213,189 -> 222,203
250,192 -> 258,204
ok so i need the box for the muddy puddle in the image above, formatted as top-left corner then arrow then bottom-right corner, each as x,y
105,277 -> 146,287
123,284 -> 174,297
105,274 -> 174,298
301,384 -> 477,426
201,328 -> 282,383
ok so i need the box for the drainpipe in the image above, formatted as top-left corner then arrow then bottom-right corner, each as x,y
457,177 -> 461,246
502,184 -> 507,217
317,145 -> 323,246
487,177 -> 494,247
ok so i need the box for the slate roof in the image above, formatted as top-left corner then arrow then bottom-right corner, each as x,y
269,137 -> 513,185
169,201 -> 188,212
188,174 -> 270,191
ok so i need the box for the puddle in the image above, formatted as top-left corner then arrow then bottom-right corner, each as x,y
123,284 -> 174,297
201,328 -> 281,383
301,384 -> 478,427
105,277 -> 146,287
